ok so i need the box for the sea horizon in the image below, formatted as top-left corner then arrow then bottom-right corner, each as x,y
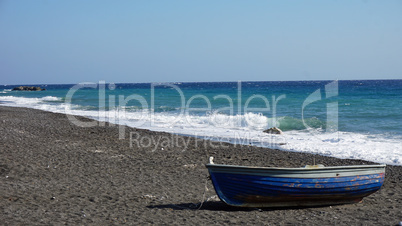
2,78 -> 402,87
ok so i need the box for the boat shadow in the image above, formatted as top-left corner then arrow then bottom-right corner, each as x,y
147,201 -> 324,212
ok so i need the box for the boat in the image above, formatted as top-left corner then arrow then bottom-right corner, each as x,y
206,157 -> 386,207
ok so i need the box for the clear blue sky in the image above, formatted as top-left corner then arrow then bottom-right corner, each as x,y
1,0 -> 401,85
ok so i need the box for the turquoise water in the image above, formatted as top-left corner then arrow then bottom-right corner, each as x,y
1,80 -> 401,165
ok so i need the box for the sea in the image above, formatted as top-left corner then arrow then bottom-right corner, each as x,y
1,80 -> 401,165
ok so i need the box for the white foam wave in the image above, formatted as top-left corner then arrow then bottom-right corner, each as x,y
0,96 -> 42,105
98,110 -> 402,165
1,95 -> 401,165
81,110 -> 402,166
1,89 -> 11,93
280,131 -> 402,165
0,95 -> 62,104
0,96 -> 72,113
41,96 -> 62,101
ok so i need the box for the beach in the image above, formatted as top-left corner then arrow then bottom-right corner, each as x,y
1,106 -> 401,225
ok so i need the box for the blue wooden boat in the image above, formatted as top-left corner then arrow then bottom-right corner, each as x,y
206,157 -> 386,207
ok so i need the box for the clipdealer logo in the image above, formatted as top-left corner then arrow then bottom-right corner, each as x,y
64,80 -> 339,149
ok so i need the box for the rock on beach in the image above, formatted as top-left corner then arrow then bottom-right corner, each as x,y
263,127 -> 283,134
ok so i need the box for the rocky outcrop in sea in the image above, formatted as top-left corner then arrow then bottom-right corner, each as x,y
12,86 -> 46,91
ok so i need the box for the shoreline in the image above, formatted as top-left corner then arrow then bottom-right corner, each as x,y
1,106 -> 401,224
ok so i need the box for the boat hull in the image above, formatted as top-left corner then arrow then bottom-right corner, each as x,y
206,163 -> 386,207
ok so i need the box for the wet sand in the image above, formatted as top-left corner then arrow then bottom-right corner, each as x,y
1,106 -> 401,225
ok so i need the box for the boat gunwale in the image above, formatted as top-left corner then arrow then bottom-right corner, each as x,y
206,163 -> 386,171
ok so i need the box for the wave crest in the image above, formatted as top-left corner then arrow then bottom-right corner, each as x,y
277,116 -> 325,131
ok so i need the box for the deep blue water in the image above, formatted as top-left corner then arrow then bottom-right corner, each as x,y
2,80 -> 401,135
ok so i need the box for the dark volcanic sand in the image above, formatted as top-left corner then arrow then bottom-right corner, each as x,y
0,106 -> 401,225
